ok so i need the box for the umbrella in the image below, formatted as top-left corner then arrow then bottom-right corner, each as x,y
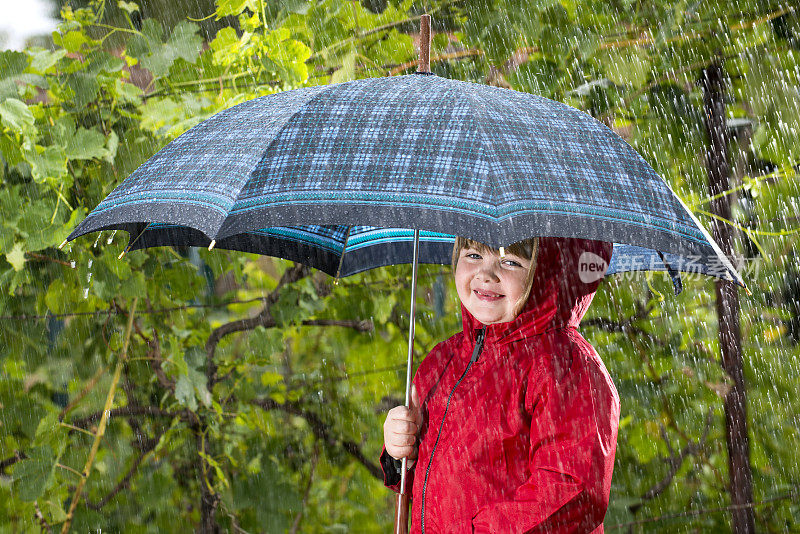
62,15 -> 746,533
62,69 -> 747,290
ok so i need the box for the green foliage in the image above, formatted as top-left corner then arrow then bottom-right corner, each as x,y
12,445 -> 59,501
128,19 -> 203,77
1,0 -> 799,532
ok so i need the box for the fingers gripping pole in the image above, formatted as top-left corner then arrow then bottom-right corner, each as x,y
395,229 -> 420,534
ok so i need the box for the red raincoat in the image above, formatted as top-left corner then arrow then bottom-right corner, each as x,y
381,237 -> 620,533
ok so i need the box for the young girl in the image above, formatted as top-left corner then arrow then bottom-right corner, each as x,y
382,236 -> 620,533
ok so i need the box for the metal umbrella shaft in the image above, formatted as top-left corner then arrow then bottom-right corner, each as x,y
395,229 -> 420,534
396,20 -> 430,532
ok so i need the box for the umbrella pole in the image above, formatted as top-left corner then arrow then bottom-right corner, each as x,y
395,229 -> 420,534
395,16 -> 431,532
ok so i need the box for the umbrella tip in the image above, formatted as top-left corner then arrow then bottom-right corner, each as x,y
418,14 -> 431,73
208,240 -> 216,251
743,284 -> 752,297
499,247 -> 505,259
58,239 -> 68,250
118,249 -> 127,260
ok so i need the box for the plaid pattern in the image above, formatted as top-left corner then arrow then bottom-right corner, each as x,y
232,76 -> 698,239
69,74 -> 744,286
247,226 -> 453,252
88,84 -> 329,218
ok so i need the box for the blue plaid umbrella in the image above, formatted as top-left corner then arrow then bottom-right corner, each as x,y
66,72 -> 745,291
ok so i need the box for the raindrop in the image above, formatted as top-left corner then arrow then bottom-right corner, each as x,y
87,259 -> 94,289
69,260 -> 76,269
106,230 -> 117,245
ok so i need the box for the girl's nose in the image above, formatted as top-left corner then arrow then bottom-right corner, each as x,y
477,262 -> 500,282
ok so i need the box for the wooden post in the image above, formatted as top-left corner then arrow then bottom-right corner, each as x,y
701,61 -> 755,534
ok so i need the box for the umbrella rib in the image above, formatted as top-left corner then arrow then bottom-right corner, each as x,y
665,184 -> 747,288
657,251 -> 683,295
334,225 -> 353,281
118,223 -> 153,259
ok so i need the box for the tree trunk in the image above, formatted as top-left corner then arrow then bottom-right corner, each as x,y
701,61 -> 755,534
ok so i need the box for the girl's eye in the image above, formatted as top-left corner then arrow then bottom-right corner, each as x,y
466,252 -> 482,260
503,260 -> 522,267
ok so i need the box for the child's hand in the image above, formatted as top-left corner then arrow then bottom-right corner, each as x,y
383,385 -> 422,465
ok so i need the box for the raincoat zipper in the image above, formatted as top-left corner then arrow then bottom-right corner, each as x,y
420,326 -> 486,533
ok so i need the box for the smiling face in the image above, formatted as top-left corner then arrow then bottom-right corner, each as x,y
454,244 -> 534,325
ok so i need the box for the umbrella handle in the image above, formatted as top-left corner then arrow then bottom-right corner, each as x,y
395,492 -> 410,534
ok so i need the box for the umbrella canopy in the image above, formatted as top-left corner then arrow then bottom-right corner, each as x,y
66,72 -> 745,290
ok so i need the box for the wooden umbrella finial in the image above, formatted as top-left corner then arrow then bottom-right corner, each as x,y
418,14 -> 431,73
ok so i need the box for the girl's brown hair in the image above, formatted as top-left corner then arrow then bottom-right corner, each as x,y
451,236 -> 540,317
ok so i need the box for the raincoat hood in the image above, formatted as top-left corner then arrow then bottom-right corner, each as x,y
461,237 -> 614,345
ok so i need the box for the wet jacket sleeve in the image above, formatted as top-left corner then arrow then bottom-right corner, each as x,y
471,340 -> 620,533
380,445 -> 415,492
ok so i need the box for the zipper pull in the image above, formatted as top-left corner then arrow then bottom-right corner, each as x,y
470,327 -> 487,363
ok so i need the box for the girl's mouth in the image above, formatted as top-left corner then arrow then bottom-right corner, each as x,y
473,289 -> 504,301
